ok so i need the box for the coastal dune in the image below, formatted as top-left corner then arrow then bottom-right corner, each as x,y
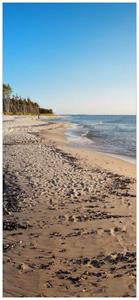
3,116 -> 136,297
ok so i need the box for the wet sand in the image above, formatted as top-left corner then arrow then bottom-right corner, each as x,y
3,116 -> 136,297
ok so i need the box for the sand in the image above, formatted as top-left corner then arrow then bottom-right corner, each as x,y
3,115 -> 136,297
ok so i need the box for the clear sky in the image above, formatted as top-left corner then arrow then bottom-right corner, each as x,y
3,3 -> 136,114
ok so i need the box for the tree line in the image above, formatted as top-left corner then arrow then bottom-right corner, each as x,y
3,84 -> 53,115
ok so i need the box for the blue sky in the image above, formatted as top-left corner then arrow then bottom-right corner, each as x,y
3,3 -> 136,114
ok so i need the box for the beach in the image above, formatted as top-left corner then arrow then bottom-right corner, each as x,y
3,115 -> 136,297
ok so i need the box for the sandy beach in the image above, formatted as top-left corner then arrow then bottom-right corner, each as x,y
3,115 -> 136,297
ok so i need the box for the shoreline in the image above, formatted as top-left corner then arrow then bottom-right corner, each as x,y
64,125 -> 136,166
65,137 -> 136,166
102,152 -> 136,165
3,115 -> 136,297
38,120 -> 136,178
39,115 -> 136,168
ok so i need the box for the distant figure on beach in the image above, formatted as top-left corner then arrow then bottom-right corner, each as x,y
38,108 -> 40,119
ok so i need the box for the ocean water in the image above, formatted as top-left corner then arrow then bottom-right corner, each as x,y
43,115 -> 136,162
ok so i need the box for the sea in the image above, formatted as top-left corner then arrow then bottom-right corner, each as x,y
43,115 -> 136,163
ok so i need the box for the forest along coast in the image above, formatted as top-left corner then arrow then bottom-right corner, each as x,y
3,116 -> 136,297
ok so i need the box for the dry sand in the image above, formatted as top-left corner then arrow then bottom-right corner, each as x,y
3,115 -> 136,297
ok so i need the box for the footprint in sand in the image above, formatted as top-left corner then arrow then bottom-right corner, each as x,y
30,240 -> 37,249
97,228 -> 103,235
18,263 -> 32,273
114,226 -> 127,233
68,215 -> 76,222
104,226 -> 127,239
104,229 -> 112,235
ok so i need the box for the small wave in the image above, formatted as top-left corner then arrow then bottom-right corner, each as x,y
70,123 -> 81,129
92,121 -> 103,125
81,131 -> 89,137
65,130 -> 94,146
82,121 -> 104,128
76,136 -> 94,145
64,115 -> 136,157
